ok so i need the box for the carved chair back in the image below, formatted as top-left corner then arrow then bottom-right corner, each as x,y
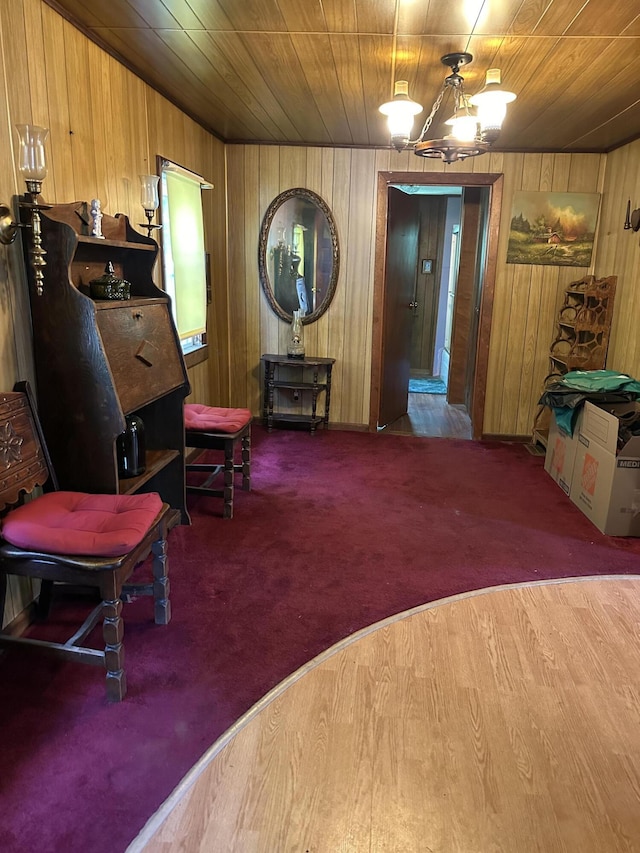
0,385 -> 53,513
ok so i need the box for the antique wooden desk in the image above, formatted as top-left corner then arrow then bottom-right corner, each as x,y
20,201 -> 190,526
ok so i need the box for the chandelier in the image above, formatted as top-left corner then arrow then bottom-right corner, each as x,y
378,52 -> 516,164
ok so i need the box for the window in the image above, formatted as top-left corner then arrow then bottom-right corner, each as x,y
159,159 -> 211,354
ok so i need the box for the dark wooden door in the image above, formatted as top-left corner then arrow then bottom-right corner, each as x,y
448,187 -> 482,405
410,196 -> 448,375
379,188 -> 419,428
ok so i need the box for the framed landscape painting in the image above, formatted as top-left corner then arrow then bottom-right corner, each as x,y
506,191 -> 600,266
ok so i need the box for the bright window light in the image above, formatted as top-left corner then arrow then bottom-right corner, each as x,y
160,161 -> 209,353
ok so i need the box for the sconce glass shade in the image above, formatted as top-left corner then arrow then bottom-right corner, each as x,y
139,174 -> 160,212
444,95 -> 479,141
15,124 -> 49,182
470,69 -> 516,142
379,81 -> 423,150
446,113 -> 479,142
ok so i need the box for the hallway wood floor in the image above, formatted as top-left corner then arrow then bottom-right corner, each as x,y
131,577 -> 640,853
384,391 -> 472,438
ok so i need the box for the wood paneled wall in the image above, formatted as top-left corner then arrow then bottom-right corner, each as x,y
226,146 -> 380,426
227,146 -> 609,434
0,0 -> 228,625
593,138 -> 640,377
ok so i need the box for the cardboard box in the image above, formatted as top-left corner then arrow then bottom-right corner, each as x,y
544,408 -> 584,495
569,401 -> 640,536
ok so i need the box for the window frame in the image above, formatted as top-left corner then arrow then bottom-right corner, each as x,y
157,156 -> 212,359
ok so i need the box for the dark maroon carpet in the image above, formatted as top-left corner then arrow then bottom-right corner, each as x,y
2,427 -> 640,852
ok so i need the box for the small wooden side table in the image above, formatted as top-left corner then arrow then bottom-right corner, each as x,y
261,354 -> 336,433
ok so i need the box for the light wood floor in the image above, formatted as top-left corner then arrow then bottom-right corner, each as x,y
384,392 -> 472,438
130,576 -> 640,853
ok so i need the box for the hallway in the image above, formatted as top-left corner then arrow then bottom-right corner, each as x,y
383,391 -> 472,439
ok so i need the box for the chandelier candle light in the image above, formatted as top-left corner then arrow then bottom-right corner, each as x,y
379,53 -> 516,164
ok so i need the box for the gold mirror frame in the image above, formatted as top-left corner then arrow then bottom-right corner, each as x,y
258,187 -> 339,324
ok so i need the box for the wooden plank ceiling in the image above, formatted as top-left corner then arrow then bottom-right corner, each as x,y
47,0 -> 640,153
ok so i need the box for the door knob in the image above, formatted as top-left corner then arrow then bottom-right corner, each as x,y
409,301 -> 418,309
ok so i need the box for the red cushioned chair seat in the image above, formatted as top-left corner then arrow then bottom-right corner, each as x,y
184,404 -> 252,433
0,491 -> 164,557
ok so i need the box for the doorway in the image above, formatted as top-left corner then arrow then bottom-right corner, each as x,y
369,171 -> 504,440
400,186 -> 462,396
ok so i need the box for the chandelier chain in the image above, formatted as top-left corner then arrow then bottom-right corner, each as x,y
410,85 -> 447,145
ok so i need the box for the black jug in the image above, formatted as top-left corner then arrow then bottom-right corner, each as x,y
117,414 -> 146,478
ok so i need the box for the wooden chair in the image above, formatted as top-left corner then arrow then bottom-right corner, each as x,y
184,405 -> 252,519
0,382 -> 172,702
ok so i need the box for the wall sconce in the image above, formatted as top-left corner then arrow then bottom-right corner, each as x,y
0,124 -> 51,296
624,199 -> 640,232
379,53 -> 516,164
139,174 -> 162,237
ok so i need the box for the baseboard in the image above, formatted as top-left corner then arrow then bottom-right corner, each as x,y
256,424 -> 535,441
327,422 -> 369,432
253,420 -> 368,433
481,433 -> 534,444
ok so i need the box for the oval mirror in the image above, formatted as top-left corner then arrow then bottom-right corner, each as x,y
258,188 -> 339,324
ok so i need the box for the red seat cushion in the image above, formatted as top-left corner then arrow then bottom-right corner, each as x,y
0,491 -> 164,557
184,404 -> 252,433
